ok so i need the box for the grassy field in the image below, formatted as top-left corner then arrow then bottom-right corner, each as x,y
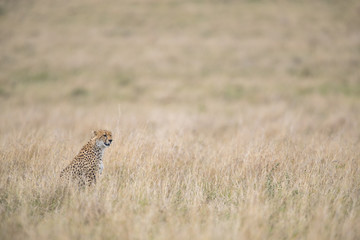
1,0 -> 360,239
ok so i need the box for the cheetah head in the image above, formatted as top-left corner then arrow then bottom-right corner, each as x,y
93,129 -> 113,148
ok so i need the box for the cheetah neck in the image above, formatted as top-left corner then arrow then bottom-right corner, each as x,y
94,141 -> 105,160
82,139 -> 105,163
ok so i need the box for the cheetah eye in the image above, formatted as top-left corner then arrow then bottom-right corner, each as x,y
103,134 -> 107,137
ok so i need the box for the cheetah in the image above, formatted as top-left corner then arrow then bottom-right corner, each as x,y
60,130 -> 113,186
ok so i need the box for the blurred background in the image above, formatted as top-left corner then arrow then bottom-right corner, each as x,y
0,0 -> 359,134
1,2 -> 360,239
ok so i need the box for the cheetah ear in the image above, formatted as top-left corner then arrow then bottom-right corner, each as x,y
93,130 -> 98,136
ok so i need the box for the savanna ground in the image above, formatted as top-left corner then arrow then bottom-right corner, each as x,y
0,0 -> 360,239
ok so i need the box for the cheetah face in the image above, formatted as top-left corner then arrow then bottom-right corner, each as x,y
93,129 -> 113,148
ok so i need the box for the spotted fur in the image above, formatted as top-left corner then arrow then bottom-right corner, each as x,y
60,129 -> 113,186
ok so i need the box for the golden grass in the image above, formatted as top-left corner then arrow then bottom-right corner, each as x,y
0,105 -> 359,240
0,0 -> 360,239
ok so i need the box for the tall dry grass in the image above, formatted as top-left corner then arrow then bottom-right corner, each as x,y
0,104 -> 359,240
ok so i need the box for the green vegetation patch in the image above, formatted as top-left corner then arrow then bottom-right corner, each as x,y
222,84 -> 245,101
12,68 -> 58,85
0,6 -> 5,17
70,87 -> 88,98
0,87 -> 10,98
113,71 -> 135,87
297,82 -> 360,98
